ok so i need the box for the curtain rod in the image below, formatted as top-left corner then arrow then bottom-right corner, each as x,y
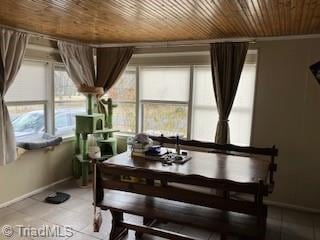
0,24 -> 86,46
92,34 -> 320,48
2,23 -> 320,48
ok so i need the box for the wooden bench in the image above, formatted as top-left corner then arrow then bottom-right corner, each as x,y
98,190 -> 264,240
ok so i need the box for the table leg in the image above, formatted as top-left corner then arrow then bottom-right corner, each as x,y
135,178 -> 156,238
81,161 -> 88,186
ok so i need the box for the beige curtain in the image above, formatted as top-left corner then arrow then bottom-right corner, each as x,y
0,28 -> 29,165
210,42 -> 249,144
57,41 -> 95,88
96,47 -> 134,91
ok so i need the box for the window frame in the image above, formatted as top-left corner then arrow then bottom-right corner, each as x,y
6,59 -> 51,138
138,65 -> 192,137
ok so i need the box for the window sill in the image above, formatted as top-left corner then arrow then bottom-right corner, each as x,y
61,132 -> 135,141
114,132 -> 135,139
62,135 -> 76,142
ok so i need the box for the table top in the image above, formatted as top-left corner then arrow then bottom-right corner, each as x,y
103,150 -> 271,184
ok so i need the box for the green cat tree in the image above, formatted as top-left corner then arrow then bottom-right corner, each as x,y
74,91 -> 119,186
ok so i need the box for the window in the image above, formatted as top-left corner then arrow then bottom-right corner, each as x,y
191,64 -> 257,145
6,61 -> 47,142
140,66 -> 190,137
54,67 -> 86,137
7,51 -> 256,144
107,68 -> 137,133
108,51 -> 257,145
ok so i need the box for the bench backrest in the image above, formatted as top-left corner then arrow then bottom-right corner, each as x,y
148,135 -> 278,157
149,135 -> 278,187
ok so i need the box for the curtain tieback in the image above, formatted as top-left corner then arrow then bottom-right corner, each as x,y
218,119 -> 229,123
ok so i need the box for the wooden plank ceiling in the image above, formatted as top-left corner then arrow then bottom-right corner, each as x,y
0,0 -> 320,44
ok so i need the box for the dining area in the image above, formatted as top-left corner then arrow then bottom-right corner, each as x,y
92,134 -> 278,240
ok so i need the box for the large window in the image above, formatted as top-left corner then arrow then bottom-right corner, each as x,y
107,67 -> 137,133
191,64 -> 257,145
54,67 -> 86,137
6,50 -> 257,145
140,66 -> 190,137
108,51 -> 257,145
6,61 -> 47,142
6,62 -> 87,141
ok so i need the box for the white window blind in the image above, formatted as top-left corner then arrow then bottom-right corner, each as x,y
140,66 -> 190,102
6,61 -> 47,102
229,64 -> 257,145
191,66 -> 219,141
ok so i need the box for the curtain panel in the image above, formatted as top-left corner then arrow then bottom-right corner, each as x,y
57,41 -> 95,89
210,42 -> 249,144
0,28 -> 29,165
96,47 -> 134,91
96,47 -> 133,126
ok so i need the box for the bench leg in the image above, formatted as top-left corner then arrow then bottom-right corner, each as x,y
109,211 -> 128,240
135,218 -> 157,239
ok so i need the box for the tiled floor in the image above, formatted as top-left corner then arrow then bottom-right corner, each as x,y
0,179 -> 319,240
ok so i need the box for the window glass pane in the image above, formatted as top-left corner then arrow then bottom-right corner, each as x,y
113,103 -> 136,133
143,103 -> 188,137
54,67 -> 86,137
8,104 -> 45,142
140,67 -> 190,102
6,61 -> 47,102
54,68 -> 85,102
54,103 -> 85,137
107,69 -> 136,102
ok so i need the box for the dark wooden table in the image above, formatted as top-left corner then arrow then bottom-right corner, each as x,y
105,150 -> 271,184
98,149 -> 275,239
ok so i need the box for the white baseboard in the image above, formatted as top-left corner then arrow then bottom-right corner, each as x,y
0,176 -> 73,208
265,200 -> 320,214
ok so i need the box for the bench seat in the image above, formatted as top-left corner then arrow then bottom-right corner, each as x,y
98,190 -> 264,239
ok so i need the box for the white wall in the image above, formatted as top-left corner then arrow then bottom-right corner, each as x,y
252,39 -> 320,210
0,141 -> 73,205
